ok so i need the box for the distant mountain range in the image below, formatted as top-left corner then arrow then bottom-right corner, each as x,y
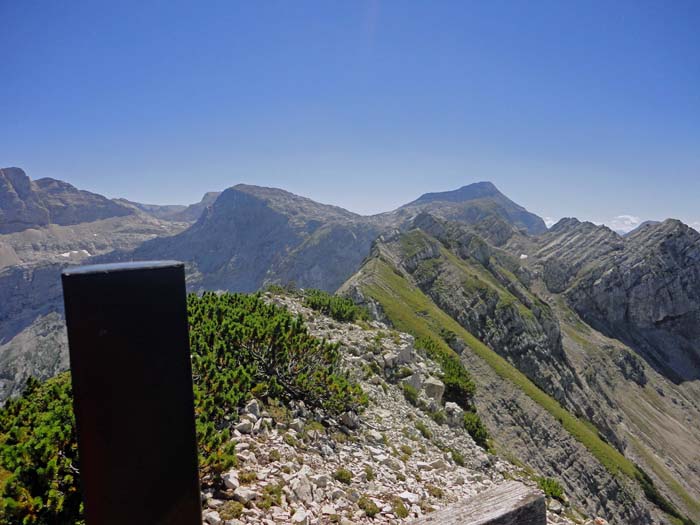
1,166 -> 699,523
0,167 -> 133,233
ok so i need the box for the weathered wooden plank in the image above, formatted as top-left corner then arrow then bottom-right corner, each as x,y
409,480 -> 546,525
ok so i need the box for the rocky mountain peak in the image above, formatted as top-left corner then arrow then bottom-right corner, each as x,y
626,218 -> 696,244
561,217 -> 700,383
396,182 -> 547,236
548,217 -> 581,232
1,167 -> 33,193
34,177 -> 80,193
547,217 -> 619,237
229,184 -> 362,224
405,181 -> 501,206
0,167 -> 133,233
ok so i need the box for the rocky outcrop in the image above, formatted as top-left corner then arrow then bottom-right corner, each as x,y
0,263 -> 68,400
561,220 -> 700,383
535,218 -> 624,293
0,312 -> 68,400
0,168 -> 51,233
0,168 -> 134,233
0,241 -> 20,270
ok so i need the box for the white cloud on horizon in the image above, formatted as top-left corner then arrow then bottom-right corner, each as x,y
606,214 -> 642,233
544,217 -> 557,228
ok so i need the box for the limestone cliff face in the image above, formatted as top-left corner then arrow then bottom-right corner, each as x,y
370,215 -> 589,415
535,218 -> 700,383
535,218 -> 624,293
0,168 -> 51,232
568,220 -> 700,383
459,346 -> 655,525
0,168 -> 134,233
0,263 -> 67,399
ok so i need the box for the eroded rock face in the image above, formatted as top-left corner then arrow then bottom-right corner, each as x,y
0,168 -> 133,233
0,167 -> 51,232
366,217 -> 587,413
464,348 -> 654,525
564,220 -> 700,382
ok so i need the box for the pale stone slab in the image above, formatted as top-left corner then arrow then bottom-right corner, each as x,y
409,481 -> 545,525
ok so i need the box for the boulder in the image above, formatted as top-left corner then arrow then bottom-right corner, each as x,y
222,470 -> 239,490
341,411 -> 360,429
383,352 -> 399,368
423,376 -> 445,402
445,401 -> 465,427
400,372 -> 423,391
235,420 -> 253,434
396,344 -> 416,365
202,510 -> 222,525
233,487 -> 257,503
244,399 -> 260,418
291,508 -> 309,524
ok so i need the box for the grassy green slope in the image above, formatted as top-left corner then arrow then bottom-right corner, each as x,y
357,253 -> 695,524
554,293 -> 700,521
359,256 -> 639,479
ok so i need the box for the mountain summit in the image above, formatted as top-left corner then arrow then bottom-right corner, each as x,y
0,167 -> 133,233
399,182 -> 547,235
403,181 -> 502,205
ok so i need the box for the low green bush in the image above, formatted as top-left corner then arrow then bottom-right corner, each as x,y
220,500 -> 244,520
392,497 -> 409,518
333,468 -> 353,485
415,421 -> 432,439
402,383 -> 419,405
430,410 -> 446,425
303,289 -> 369,322
0,292 -> 367,524
358,495 -> 380,517
451,449 -> 466,467
257,483 -> 283,510
426,484 -> 444,499
536,477 -> 564,501
0,375 -> 83,525
415,337 -> 476,409
463,411 -> 489,449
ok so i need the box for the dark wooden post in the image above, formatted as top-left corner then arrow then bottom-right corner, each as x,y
61,261 -> 202,525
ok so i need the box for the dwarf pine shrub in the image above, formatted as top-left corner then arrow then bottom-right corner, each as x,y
0,292 -> 366,524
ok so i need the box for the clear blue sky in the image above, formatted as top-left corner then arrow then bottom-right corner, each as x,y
1,1 -> 698,231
